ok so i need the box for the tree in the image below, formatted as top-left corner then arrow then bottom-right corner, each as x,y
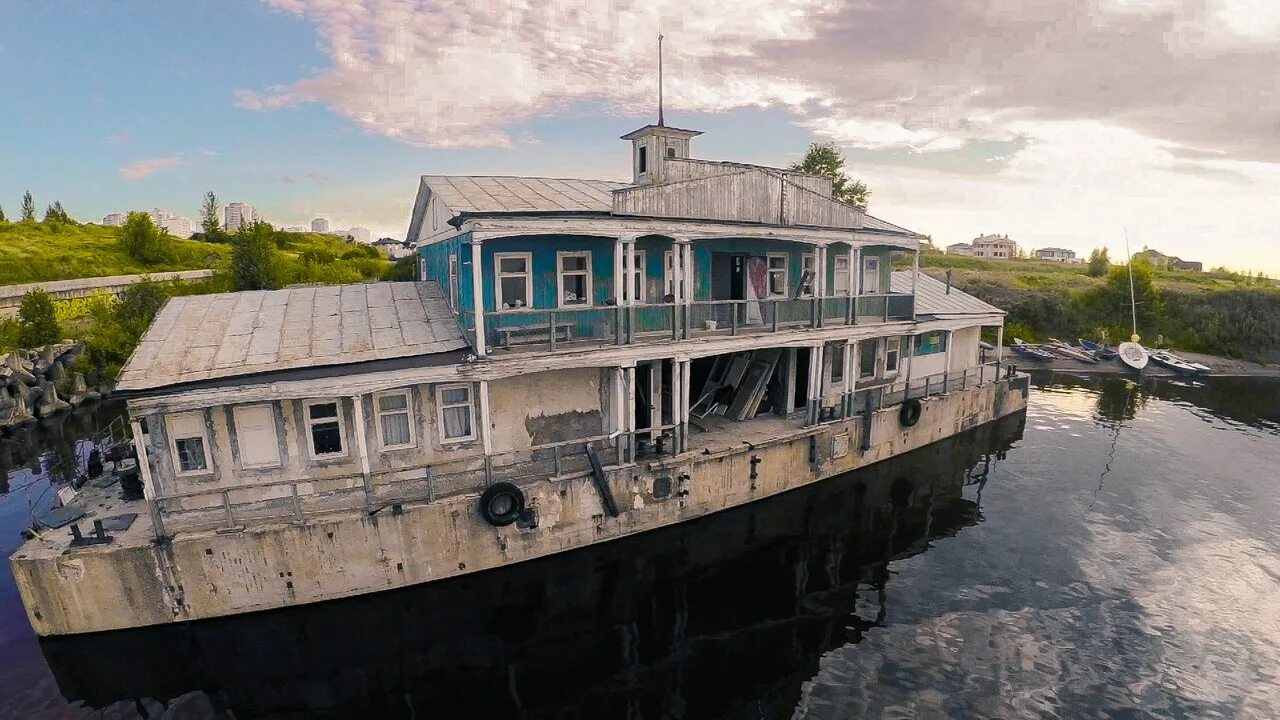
0,203 -> 6,223
1087,247 -> 1110,277
789,142 -> 870,211
20,190 -> 35,221
43,201 -> 71,224
1104,255 -> 1162,335
201,191 -> 221,235
17,290 -> 61,347
119,211 -> 174,264
230,221 -> 284,290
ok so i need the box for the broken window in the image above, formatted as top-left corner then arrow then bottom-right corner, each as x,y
862,256 -> 880,294
767,254 -> 788,296
495,253 -> 532,309
627,250 -> 647,303
663,250 -> 678,300
376,391 -> 414,449
885,338 -> 902,375
859,340 -> 877,379
829,342 -> 845,383
167,411 -> 210,475
438,384 -> 475,442
306,401 -> 345,457
558,251 -> 592,306
834,255 -> 851,294
800,253 -> 816,296
638,145 -> 648,173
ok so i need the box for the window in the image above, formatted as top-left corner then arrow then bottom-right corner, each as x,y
829,342 -> 845,383
861,256 -> 880,294
859,340 -> 878,378
557,251 -> 593,307
915,331 -> 949,356
167,411 -> 211,475
885,337 -> 902,375
494,253 -> 532,310
375,391 -> 414,449
438,384 -> 475,442
666,146 -> 676,159
306,401 -> 345,458
800,253 -> 816,296
767,253 -> 789,296
834,256 -> 851,294
638,145 -> 648,174
627,250 -> 647,303
447,255 -> 459,310
233,404 -> 280,468
663,250 -> 678,300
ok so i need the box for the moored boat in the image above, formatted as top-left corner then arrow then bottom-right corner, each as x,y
1011,338 -> 1056,361
1117,341 -> 1149,371
1044,340 -> 1098,363
1077,338 -> 1119,361
1150,350 -> 1208,375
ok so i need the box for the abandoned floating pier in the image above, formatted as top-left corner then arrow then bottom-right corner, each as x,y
12,122 -> 1028,635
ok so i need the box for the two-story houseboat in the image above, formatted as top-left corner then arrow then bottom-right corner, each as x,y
11,122 -> 1029,635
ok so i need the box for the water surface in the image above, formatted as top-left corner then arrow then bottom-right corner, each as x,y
1,375 -> 1278,719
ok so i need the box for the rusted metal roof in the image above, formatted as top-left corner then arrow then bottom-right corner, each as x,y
891,271 -> 1004,316
423,175 -> 627,214
117,281 -> 466,392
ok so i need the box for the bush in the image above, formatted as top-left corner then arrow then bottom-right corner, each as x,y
119,211 -> 174,264
229,221 -> 285,290
382,256 -> 417,281
17,289 -> 61,347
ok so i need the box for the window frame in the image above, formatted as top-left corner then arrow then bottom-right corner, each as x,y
833,255 -> 851,295
663,249 -> 678,301
883,337 -> 902,377
858,339 -> 878,379
494,252 -> 533,311
829,342 -> 845,384
638,145 -> 648,174
167,410 -> 212,477
861,255 -> 881,294
766,252 -> 789,297
627,249 -> 648,304
373,389 -> 416,451
800,252 -> 816,297
447,254 -> 459,310
232,403 -> 281,469
304,399 -> 348,460
556,250 -> 594,308
437,383 -> 477,444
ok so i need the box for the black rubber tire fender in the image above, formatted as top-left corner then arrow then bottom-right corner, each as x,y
479,482 -> 525,526
899,398 -> 923,428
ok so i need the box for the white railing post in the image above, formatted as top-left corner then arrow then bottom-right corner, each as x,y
130,419 -> 168,539
911,246 -> 920,320
477,380 -> 493,484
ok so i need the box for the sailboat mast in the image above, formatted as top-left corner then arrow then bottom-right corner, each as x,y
657,32 -> 665,127
1125,229 -> 1138,339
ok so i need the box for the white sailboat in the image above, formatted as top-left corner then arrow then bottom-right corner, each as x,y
1117,230 -> 1149,371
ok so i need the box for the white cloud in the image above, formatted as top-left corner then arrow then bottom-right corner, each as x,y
119,154 -> 184,180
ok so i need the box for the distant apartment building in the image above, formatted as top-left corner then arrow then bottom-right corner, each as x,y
1034,247 -> 1077,263
311,217 -> 330,233
945,242 -> 974,256
373,236 -> 410,258
282,225 -> 308,233
345,226 -> 371,244
161,216 -> 194,239
225,202 -> 256,232
970,234 -> 1017,259
102,213 -> 126,227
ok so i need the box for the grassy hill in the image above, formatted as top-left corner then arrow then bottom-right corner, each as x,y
915,251 -> 1280,364
0,220 -> 392,286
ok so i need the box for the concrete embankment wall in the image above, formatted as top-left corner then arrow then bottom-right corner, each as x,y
0,270 -> 214,317
12,375 -> 1029,635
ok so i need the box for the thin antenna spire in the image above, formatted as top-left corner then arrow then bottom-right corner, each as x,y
657,32 -> 665,127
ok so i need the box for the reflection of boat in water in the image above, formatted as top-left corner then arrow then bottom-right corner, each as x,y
42,415 -> 1026,720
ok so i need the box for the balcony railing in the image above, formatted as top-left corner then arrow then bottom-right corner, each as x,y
814,362 -> 1008,424
480,293 -> 915,353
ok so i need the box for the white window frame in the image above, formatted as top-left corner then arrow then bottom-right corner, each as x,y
232,403 -> 281,469
766,253 -> 789,297
861,256 -> 881,295
167,411 -> 212,477
437,383 -> 477,444
799,252 -> 816,297
556,251 -> 594,308
883,337 -> 902,377
834,256 -> 851,295
304,400 -> 347,460
628,249 -> 648,303
663,249 -> 678,301
447,254 -> 459,310
494,252 -> 533,310
373,389 -> 416,450
858,339 -> 878,379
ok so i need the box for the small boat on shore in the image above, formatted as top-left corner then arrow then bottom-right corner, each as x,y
1117,341 -> 1149,371
1077,338 -> 1119,361
1044,340 -> 1098,364
1150,350 -> 1209,376
1011,338 -> 1056,361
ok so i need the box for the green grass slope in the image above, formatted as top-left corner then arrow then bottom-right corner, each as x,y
0,221 -> 227,284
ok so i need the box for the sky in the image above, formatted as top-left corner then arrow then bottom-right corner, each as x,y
1,0 -> 1278,273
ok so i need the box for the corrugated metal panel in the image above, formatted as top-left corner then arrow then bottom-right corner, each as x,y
117,281 -> 467,392
422,175 -> 626,213
890,271 -> 1003,316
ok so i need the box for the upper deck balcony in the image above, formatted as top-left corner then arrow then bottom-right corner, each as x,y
423,233 -> 918,356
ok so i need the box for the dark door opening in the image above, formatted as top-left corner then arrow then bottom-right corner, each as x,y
793,347 -> 811,413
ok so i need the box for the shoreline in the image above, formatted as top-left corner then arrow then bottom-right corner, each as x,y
997,347 -> 1280,379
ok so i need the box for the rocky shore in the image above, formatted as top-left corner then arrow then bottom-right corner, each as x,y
1,342 -> 111,430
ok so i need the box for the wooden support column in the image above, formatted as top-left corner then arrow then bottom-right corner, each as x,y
649,362 -> 663,442
841,340 -> 853,418
942,330 -> 954,393
905,335 -> 917,395
679,358 -> 692,452
624,364 -> 636,463
996,326 -> 1004,374
350,394 -> 373,507
614,237 -> 625,304
470,238 -> 486,357
911,247 -> 920,320
477,380 -> 493,484
131,419 -> 168,539
807,344 -> 824,425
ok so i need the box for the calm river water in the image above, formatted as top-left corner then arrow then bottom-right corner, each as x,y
1,374 -> 1279,719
